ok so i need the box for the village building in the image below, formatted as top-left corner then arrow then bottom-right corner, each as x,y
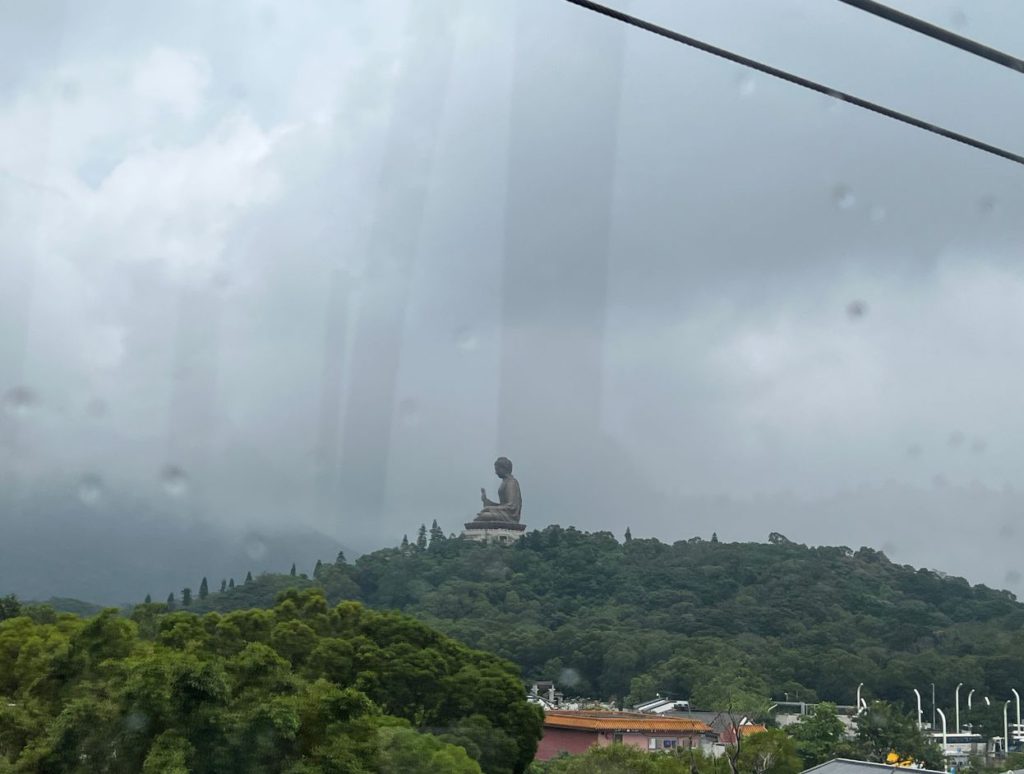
535,711 -> 711,761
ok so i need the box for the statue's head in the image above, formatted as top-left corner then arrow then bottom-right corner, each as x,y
494,457 -> 513,478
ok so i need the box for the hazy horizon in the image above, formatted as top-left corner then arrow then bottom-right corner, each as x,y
2,0 -> 1023,602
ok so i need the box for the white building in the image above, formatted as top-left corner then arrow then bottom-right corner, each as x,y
634,697 -> 691,715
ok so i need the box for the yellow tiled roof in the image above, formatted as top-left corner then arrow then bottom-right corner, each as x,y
739,724 -> 767,735
543,711 -> 711,733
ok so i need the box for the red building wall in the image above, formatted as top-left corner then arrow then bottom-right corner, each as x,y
536,727 -> 601,760
537,729 -> 705,761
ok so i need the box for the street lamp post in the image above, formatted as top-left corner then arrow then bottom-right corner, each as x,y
1013,689 -> 1021,744
914,689 -> 924,729
937,708 -> 948,750
956,683 -> 963,732
857,683 -> 864,715
1005,700 -> 1012,757
931,683 -> 936,730
968,688 -> 975,712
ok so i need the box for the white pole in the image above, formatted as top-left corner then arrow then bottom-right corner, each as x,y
1006,700 -> 1011,756
1014,689 -> 1021,743
857,683 -> 864,714
914,689 -> 924,729
937,708 -> 948,750
956,683 -> 963,732
985,696 -> 991,707
968,689 -> 975,711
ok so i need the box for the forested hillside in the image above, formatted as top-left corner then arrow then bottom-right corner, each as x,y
0,589 -> 542,773
183,526 -> 1024,711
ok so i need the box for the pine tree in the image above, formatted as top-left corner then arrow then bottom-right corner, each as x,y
314,559 -> 323,579
144,593 -> 152,604
416,524 -> 428,551
166,592 -> 175,609
624,527 -> 632,543
335,550 -> 346,566
711,532 -> 719,544
245,571 -> 253,584
401,534 -> 409,551
429,519 -> 445,548
228,578 -> 235,589
181,588 -> 192,606
290,563 -> 297,577
199,577 -> 209,600
220,579 -> 227,593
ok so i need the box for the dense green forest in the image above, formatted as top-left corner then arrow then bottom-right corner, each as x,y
169,526 -> 1024,714
0,589 -> 542,773
4,526 -> 1024,772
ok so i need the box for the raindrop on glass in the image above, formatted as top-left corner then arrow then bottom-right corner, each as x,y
160,464 -> 189,497
846,300 -> 867,320
454,327 -> 479,352
978,195 -> 996,216
60,80 -> 81,102
931,474 -> 947,489
869,205 -> 887,223
3,386 -> 36,416
559,667 -> 581,688
85,397 -> 108,418
123,710 -> 148,733
997,523 -> 1014,539
1006,569 -> 1022,585
77,474 -> 104,505
947,430 -> 965,448
950,9 -> 968,29
245,538 -> 268,561
210,271 -> 232,293
833,186 -> 856,210
906,444 -> 922,459
970,438 -> 987,453
397,398 -> 419,426
737,73 -> 756,97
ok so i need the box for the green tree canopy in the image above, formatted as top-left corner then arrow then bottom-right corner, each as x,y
0,595 -> 22,621
0,589 -> 541,773
788,703 -> 852,767
854,701 -> 944,770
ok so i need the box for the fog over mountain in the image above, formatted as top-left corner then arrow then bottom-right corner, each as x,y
2,0 -> 1023,602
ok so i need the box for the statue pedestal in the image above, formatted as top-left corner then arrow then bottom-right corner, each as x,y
462,522 -> 526,544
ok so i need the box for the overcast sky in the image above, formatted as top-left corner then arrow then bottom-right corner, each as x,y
2,0 -> 1023,600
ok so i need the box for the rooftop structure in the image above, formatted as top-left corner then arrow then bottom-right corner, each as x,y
634,697 -> 691,714
801,759 -> 946,774
544,711 -> 711,734
536,711 -> 711,761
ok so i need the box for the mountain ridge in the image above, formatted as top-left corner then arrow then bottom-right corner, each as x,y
161,525 -> 1024,711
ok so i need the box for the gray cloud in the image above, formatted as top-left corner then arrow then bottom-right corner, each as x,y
2,0 -> 1024,602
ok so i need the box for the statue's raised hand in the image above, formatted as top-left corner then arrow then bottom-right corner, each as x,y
480,487 -> 488,505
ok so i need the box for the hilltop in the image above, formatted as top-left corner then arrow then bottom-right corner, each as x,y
171,525 -> 1024,712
